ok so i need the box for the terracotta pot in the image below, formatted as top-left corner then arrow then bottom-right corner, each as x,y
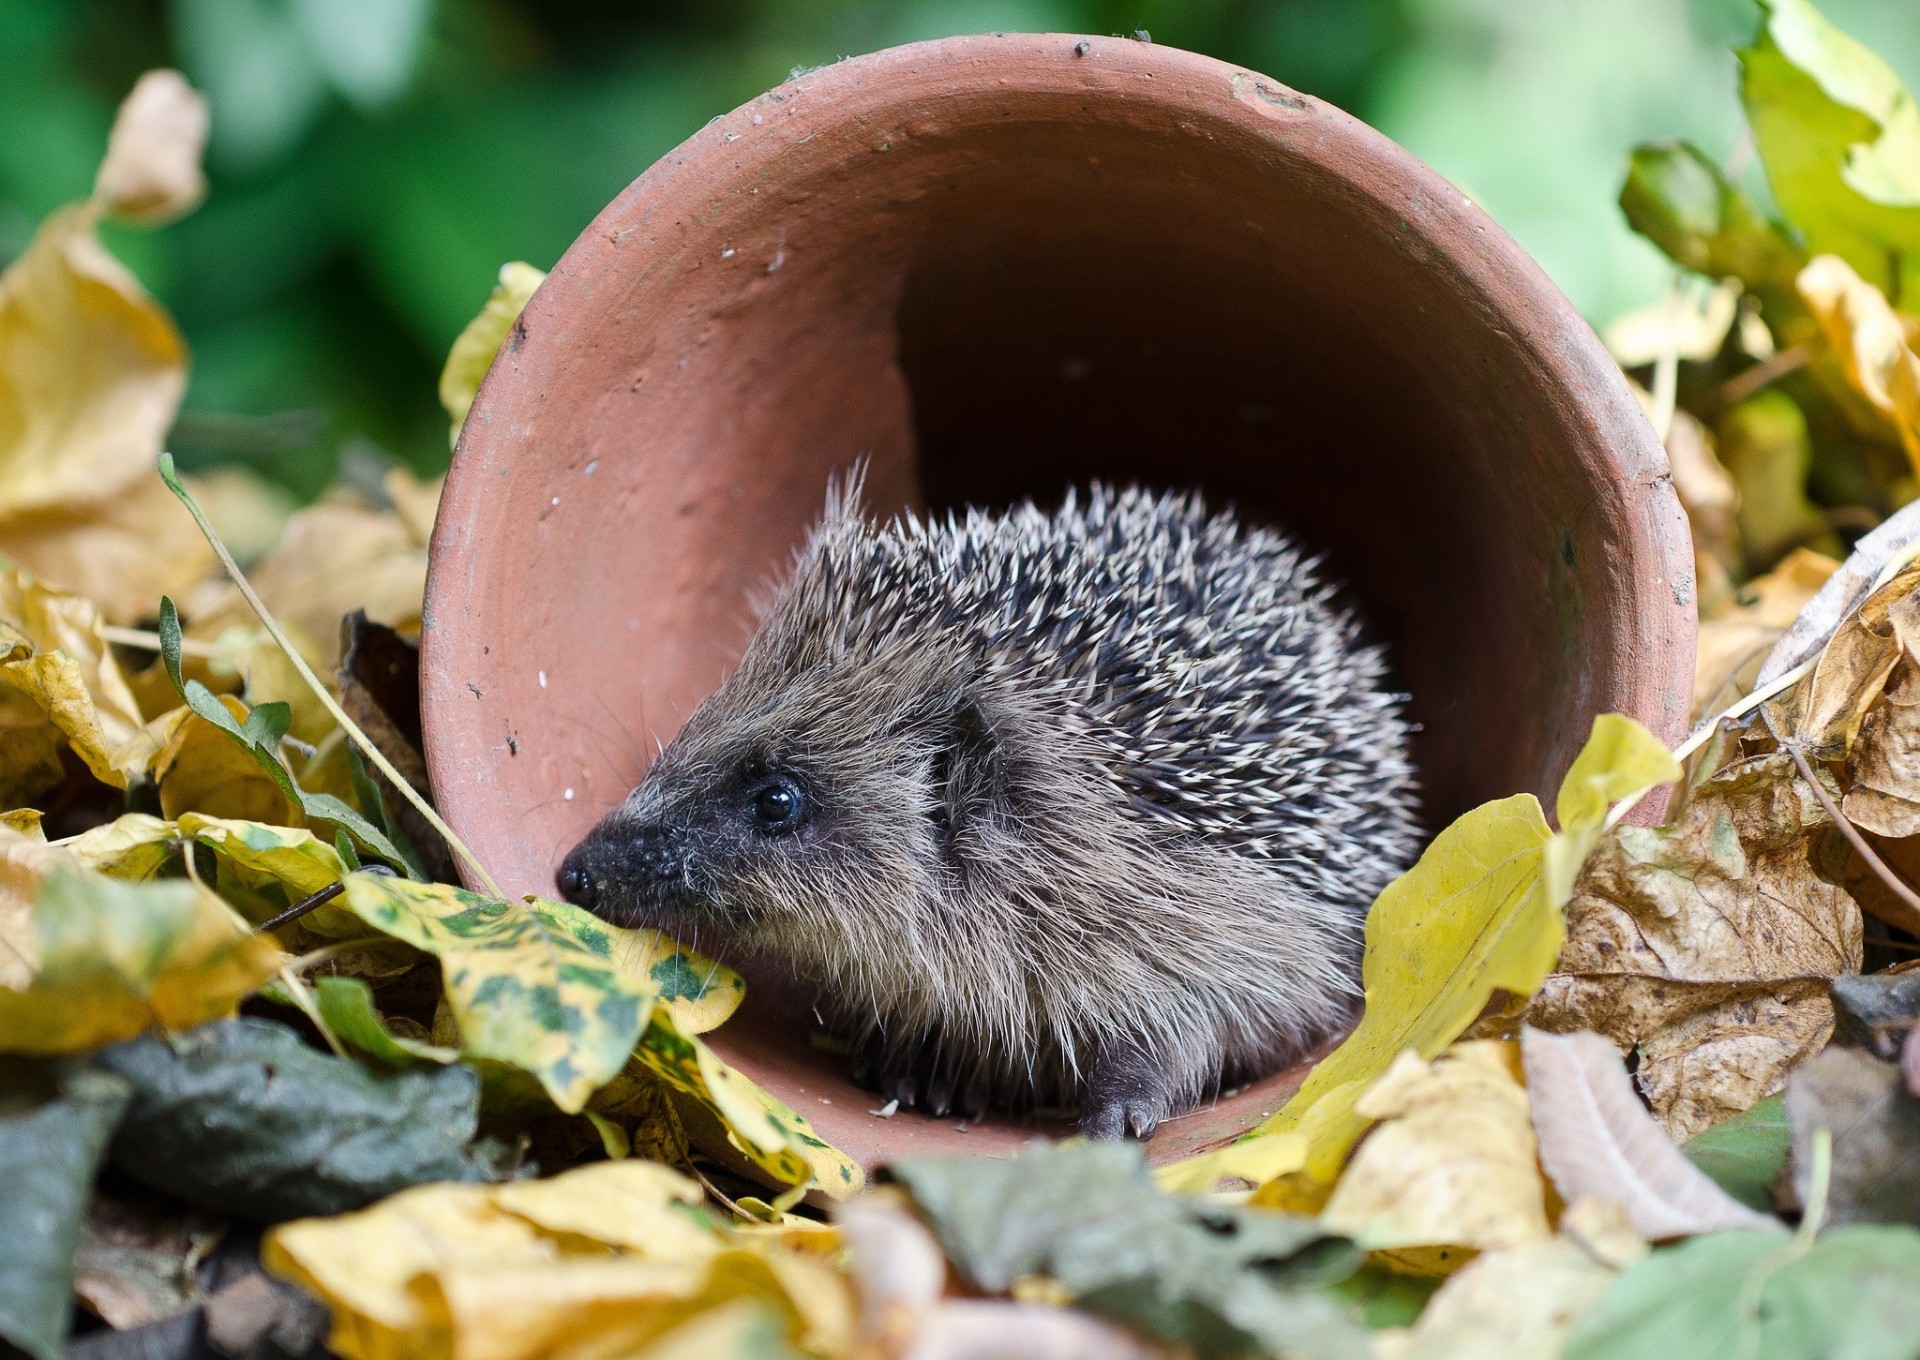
422,33 -> 1695,1174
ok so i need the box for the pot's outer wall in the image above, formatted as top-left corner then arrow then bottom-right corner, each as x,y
422,34 -> 1696,1169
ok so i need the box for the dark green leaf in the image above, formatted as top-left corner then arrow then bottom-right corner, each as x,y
890,1141 -> 1367,1360
1681,1094 -> 1791,1213
93,1018 -> 497,1222
0,1064 -> 131,1360
1619,139 -> 1808,327
1567,1225 -> 1920,1360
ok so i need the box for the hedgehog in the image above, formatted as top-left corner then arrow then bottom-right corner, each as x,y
557,477 -> 1420,1138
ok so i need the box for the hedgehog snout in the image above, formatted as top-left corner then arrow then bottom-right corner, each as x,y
556,821 -> 691,921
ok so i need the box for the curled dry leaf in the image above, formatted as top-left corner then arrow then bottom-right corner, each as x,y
1320,1042 -> 1550,1255
1528,753 -> 1863,1140
1798,254 -> 1920,472
1519,1026 -> 1779,1240
1694,548 -> 1839,720
1769,561 -> 1920,758
1759,498 -> 1920,686
263,1161 -> 853,1360
91,70 -> 209,226
71,1190 -> 223,1330
0,571 -> 155,805
1841,581 -> 1920,836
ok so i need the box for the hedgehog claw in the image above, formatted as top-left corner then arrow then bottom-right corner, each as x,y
1080,1044 -> 1176,1141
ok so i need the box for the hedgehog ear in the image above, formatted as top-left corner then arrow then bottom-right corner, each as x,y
929,697 -> 998,851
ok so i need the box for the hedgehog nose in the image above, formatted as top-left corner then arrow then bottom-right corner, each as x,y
556,849 -> 597,908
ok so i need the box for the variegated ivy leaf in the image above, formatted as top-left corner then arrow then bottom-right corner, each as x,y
338,874 -> 652,1113
612,929 -> 745,1036
633,1012 -> 864,1201
176,813 -> 362,937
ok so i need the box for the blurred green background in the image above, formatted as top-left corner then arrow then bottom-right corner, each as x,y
4,0 -> 1916,498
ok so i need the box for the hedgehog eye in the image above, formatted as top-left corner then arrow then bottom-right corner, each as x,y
748,778 -> 804,834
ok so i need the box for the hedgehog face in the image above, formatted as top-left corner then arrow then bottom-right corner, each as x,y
556,653 -> 996,966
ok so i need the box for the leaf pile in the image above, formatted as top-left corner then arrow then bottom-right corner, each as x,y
11,4 -> 1920,1359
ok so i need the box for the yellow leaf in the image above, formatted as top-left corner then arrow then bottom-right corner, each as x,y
1322,1042 -> 1549,1256
1372,1236 -> 1618,1360
1251,716 -> 1678,1192
339,876 -> 655,1114
0,570 -> 154,800
632,1013 -> 865,1203
92,70 -> 208,226
0,849 -> 282,1054
0,823 -> 72,987
58,811 -> 175,879
440,262 -> 546,448
0,808 -> 43,838
262,1162 -> 849,1360
1799,253 -> 1920,475
1152,1131 -> 1308,1198
0,202 -> 211,622
614,930 -> 746,1037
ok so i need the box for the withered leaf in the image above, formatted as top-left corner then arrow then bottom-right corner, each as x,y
1528,754 -> 1863,1139
1785,1045 -> 1920,1227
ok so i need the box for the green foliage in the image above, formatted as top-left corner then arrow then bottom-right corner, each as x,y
91,1017 -> 499,1222
0,1064 -> 130,1360
1680,1093 -> 1792,1212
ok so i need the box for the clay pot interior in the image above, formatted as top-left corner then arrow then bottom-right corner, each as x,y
422,34 -> 1694,1174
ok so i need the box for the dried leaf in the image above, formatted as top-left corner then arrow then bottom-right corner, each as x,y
1520,1027 -> 1779,1240
1371,1236 -> 1617,1360
95,1018 -> 498,1221
0,202 -> 211,622
1760,499 -> 1920,685
337,874 -> 652,1113
1249,716 -> 1678,1192
1843,580 -> 1920,836
72,1190 -> 222,1330
1695,548 -> 1841,718
1529,753 -> 1863,1139
1320,1042 -> 1550,1254
1798,254 -> 1920,471
0,851 -> 282,1055
440,263 -> 546,448
92,71 -> 208,226
1785,1045 -> 1920,1226
154,700 -> 299,825
262,1161 -> 850,1360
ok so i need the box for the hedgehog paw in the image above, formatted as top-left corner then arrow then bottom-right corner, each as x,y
1079,1046 -> 1178,1140
849,1035 -> 984,1121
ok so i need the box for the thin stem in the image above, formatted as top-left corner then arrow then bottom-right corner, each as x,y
1706,344 -> 1808,413
159,455 -> 505,898
255,880 -> 345,934
102,624 -> 226,658
1762,709 -> 1920,935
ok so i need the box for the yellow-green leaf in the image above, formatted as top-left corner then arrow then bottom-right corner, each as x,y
439,262 -> 545,449
312,975 -> 458,1068
177,813 -> 361,935
337,875 -> 653,1114
1249,716 -> 1678,1189
633,1013 -> 864,1202
56,811 -> 174,880
615,931 -> 746,1037
1740,0 -> 1920,304
0,865 -> 282,1054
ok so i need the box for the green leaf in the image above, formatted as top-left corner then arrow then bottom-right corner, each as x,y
92,1018 -> 498,1222
337,875 -> 653,1113
0,1064 -> 131,1360
1619,140 -> 1808,326
1680,1094 -> 1790,1213
311,975 -> 457,1068
1740,0 -> 1920,304
890,1141 -> 1367,1360
153,609 -> 413,873
1567,1224 -> 1920,1359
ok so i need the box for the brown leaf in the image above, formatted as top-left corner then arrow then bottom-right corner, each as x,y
1519,1026 -> 1778,1240
1695,548 -> 1840,720
1785,1045 -> 1920,1227
1772,562 -> 1920,759
1528,754 -> 1863,1139
1843,590 -> 1920,837
73,1189 -> 222,1329
91,70 -> 208,227
337,611 -> 447,882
